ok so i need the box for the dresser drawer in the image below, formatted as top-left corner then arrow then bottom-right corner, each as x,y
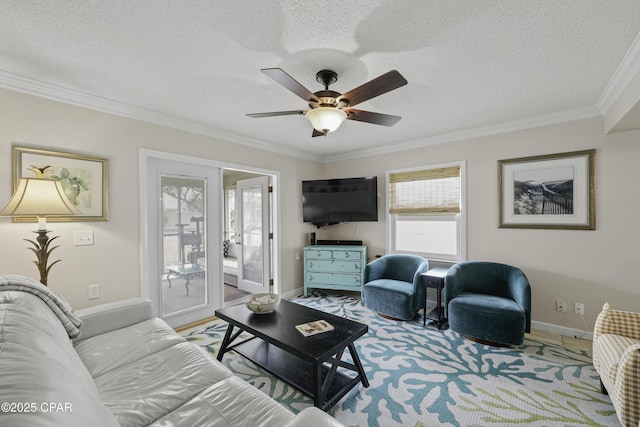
331,250 -> 362,260
304,249 -> 333,259
305,272 -> 362,287
304,249 -> 363,260
306,259 -> 362,273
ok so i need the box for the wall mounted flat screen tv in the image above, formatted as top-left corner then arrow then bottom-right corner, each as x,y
302,176 -> 378,227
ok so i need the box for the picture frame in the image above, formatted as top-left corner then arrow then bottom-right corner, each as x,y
498,149 -> 595,230
11,146 -> 109,222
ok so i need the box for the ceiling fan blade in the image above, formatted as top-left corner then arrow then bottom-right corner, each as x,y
312,129 -> 325,137
246,110 -> 306,118
261,68 -> 318,103
346,109 -> 402,127
339,70 -> 408,107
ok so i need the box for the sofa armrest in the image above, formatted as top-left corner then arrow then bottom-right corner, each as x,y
72,298 -> 154,343
594,302 -> 640,342
284,407 -> 345,427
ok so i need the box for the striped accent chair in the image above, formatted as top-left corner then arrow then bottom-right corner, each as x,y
592,303 -> 640,427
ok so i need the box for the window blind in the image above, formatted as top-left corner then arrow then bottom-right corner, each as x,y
389,166 -> 461,214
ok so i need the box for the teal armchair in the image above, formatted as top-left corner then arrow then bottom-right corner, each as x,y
363,254 -> 429,320
445,261 -> 531,346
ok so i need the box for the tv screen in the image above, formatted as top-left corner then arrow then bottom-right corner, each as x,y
302,177 -> 378,226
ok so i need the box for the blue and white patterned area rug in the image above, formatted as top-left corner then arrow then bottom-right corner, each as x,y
180,292 -> 618,427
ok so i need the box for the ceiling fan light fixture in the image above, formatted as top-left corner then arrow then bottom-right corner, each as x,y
305,107 -> 347,134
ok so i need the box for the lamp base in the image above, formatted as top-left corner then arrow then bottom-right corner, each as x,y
24,229 -> 61,287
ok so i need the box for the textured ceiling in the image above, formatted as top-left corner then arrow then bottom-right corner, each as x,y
1,1 -> 640,161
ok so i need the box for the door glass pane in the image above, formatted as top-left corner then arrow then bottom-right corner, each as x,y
226,188 -> 236,240
161,175 -> 207,316
241,186 -> 263,284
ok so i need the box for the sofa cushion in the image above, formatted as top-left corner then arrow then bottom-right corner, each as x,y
149,376 -> 294,427
1,291 -> 96,386
223,256 -> 239,276
0,343 -> 119,427
74,317 -> 186,377
0,291 -> 118,427
93,341 -> 233,426
283,408 -> 346,427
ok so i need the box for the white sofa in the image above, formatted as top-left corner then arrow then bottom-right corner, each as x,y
198,240 -> 239,286
592,302 -> 640,427
222,240 -> 239,285
0,275 -> 344,427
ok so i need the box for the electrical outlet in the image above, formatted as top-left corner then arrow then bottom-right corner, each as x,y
556,300 -> 566,312
88,284 -> 100,299
574,302 -> 584,315
74,230 -> 94,246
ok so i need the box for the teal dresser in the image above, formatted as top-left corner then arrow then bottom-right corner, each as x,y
303,245 -> 367,299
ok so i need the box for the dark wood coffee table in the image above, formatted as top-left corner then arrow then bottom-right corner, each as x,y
215,299 -> 369,411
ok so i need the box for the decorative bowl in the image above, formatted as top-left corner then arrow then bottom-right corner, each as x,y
246,293 -> 280,314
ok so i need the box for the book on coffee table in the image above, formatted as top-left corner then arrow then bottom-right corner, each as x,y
295,320 -> 334,337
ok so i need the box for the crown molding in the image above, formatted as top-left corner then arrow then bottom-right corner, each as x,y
0,70 -> 605,165
0,70 -> 324,163
323,105 -> 602,163
597,30 -> 640,114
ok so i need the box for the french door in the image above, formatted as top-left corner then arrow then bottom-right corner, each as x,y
236,176 -> 271,294
142,155 -> 221,328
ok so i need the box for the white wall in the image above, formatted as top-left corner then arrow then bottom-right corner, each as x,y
323,116 -> 640,334
0,88 -> 324,309
2,87 -> 639,335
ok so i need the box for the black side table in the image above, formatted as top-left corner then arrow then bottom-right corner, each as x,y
422,267 -> 449,329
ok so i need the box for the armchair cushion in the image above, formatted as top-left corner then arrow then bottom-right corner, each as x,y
448,294 -> 527,346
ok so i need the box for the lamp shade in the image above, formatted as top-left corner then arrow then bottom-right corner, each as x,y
0,178 -> 81,217
305,107 -> 347,134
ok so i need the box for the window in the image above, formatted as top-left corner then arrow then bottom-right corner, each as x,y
386,161 -> 466,261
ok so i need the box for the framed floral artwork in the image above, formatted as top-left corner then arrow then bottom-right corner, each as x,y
11,146 -> 109,222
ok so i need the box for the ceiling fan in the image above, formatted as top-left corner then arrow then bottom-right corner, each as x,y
247,68 -> 408,137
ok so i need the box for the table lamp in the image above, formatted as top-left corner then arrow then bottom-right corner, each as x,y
0,178 -> 81,286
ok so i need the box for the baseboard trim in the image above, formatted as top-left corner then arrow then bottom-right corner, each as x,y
531,320 -> 593,341
174,316 -> 218,332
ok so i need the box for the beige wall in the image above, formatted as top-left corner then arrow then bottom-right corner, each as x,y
0,88 -> 324,309
324,117 -> 640,334
1,87 -> 639,335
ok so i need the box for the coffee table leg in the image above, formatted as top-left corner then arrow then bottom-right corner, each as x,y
217,325 -> 235,361
348,343 -> 369,387
312,363 -> 323,408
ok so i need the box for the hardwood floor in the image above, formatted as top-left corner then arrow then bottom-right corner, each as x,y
527,328 -> 592,353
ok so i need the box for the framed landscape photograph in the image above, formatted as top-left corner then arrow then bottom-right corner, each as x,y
498,150 -> 595,230
11,146 -> 109,222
